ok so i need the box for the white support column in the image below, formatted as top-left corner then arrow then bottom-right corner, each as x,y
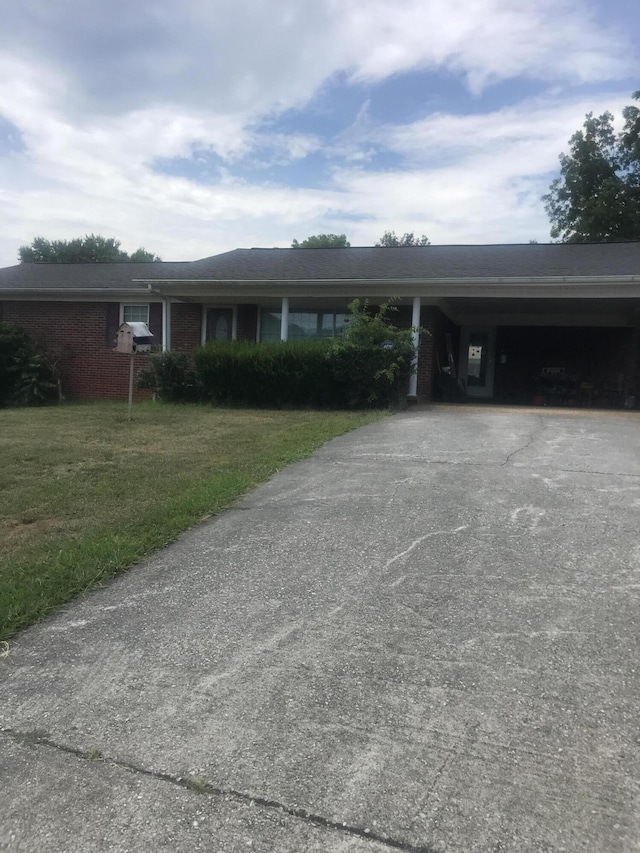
162,298 -> 172,351
408,296 -> 421,398
280,297 -> 289,341
232,306 -> 238,341
200,305 -> 207,345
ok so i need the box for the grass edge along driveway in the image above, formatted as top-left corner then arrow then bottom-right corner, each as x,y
0,402 -> 384,640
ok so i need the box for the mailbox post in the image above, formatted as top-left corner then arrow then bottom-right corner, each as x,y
116,322 -> 154,420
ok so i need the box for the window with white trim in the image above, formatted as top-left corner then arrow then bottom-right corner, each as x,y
260,309 -> 348,342
121,304 -> 150,324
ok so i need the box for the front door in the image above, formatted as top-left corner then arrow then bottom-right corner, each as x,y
459,327 -> 496,398
206,308 -> 233,341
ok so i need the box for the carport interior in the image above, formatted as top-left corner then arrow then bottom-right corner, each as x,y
433,295 -> 640,407
492,326 -> 635,407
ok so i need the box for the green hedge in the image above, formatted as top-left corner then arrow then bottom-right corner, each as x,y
194,339 -> 337,407
195,303 -> 417,409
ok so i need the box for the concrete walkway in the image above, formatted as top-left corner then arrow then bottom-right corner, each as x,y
2,406 -> 640,853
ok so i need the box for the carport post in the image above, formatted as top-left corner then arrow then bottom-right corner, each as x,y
408,296 -> 421,398
280,297 -> 289,341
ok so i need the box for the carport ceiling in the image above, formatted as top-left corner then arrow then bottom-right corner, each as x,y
443,296 -> 640,327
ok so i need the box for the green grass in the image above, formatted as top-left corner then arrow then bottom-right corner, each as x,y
0,401 -> 383,640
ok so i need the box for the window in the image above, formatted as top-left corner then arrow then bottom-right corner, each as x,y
121,304 -> 149,324
260,309 -> 348,342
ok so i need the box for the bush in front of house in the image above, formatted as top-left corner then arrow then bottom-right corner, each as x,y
326,300 -> 416,407
193,302 -> 418,409
0,322 -> 59,407
136,350 -> 202,402
194,338 -> 337,407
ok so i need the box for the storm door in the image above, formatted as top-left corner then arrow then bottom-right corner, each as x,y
206,308 -> 233,341
459,327 -> 496,398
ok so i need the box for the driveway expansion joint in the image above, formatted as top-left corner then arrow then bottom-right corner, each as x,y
1,727 -> 439,853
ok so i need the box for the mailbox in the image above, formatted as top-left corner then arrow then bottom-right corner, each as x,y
116,322 -> 154,354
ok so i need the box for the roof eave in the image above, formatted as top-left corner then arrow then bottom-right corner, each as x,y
0,287 -> 157,299
143,275 -> 640,300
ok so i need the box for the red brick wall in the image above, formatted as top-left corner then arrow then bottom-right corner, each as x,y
171,302 -> 202,350
0,300 -> 158,401
420,307 -> 460,401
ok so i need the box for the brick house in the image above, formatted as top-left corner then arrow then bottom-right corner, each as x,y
2,242 -> 640,405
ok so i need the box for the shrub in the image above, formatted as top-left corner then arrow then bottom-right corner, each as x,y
327,301 -> 417,407
136,350 -> 201,402
0,323 -> 59,407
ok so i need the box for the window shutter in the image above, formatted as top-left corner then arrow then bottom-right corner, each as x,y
149,303 -> 162,344
105,303 -> 120,347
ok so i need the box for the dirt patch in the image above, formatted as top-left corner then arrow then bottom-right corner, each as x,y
2,516 -> 66,544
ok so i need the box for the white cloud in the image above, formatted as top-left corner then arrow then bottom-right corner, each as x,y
0,0 -> 631,124
339,0 -> 629,90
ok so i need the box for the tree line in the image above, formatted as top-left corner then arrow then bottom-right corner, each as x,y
18,230 -> 432,263
291,231 -> 430,248
19,234 -> 161,263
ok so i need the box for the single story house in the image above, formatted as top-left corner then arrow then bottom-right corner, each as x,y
1,242 -> 640,406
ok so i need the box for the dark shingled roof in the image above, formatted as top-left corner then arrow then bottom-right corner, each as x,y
2,243 -> 640,294
148,243 -> 640,282
0,261 -> 189,292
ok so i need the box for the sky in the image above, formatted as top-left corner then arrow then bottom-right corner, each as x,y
0,0 -> 638,266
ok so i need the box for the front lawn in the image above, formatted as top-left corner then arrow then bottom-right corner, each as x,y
0,402 -> 382,640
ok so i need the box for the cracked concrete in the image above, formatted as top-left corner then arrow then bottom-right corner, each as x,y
1,404 -> 640,852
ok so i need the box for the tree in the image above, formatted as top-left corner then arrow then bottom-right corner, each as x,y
18,234 -> 162,263
543,92 -> 640,243
375,231 -> 430,247
291,234 -> 350,248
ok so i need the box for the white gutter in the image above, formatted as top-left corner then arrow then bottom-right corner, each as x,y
137,275 -> 640,285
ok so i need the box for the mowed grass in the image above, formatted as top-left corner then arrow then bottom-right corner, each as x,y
0,401 -> 383,639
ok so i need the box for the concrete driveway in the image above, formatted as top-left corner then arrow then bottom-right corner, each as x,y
1,406 -> 639,853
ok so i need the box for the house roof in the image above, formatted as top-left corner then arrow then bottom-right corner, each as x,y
141,243 -> 640,282
0,261 -> 189,294
2,244 -> 640,300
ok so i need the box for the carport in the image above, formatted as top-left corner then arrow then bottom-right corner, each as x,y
436,290 -> 640,408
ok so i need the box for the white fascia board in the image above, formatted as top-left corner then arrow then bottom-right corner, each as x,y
137,276 -> 640,300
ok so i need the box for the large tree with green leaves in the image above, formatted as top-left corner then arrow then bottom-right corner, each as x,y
543,92 -> 640,243
291,234 -> 350,248
18,234 -> 161,263
375,231 -> 430,247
